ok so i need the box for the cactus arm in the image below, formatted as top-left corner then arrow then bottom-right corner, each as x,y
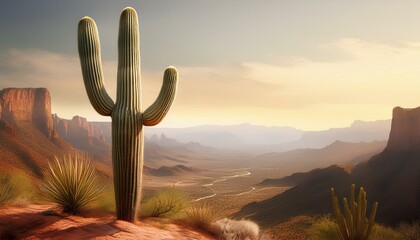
78,17 -> 115,116
365,202 -> 378,238
143,67 -> 178,126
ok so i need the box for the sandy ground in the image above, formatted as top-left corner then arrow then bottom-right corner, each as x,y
0,205 -> 214,240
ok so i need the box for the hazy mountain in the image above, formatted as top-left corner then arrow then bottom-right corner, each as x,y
145,123 -> 304,149
236,106 -> 420,227
169,120 -> 391,152
91,121 -> 390,153
143,164 -> 198,177
268,120 -> 391,152
244,140 -> 386,176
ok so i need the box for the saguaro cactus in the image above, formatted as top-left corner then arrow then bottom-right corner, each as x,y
330,184 -> 378,240
77,7 -> 178,222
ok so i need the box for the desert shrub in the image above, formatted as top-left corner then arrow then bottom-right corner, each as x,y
307,216 -> 338,240
8,172 -> 39,206
397,221 -> 420,240
184,203 -> 217,232
0,174 -> 16,206
211,218 -> 260,240
371,224 -> 403,240
308,216 -> 403,240
330,184 -> 378,240
40,155 -> 105,214
140,186 -> 187,218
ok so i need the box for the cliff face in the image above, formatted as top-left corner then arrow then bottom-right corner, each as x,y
0,88 -> 55,139
52,114 -> 109,155
386,106 -> 420,152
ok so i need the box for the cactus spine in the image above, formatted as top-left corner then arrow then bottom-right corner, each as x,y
77,7 -> 178,222
330,184 -> 378,240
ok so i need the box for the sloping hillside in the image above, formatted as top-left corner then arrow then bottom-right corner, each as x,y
0,88 -> 112,179
235,106 -> 420,227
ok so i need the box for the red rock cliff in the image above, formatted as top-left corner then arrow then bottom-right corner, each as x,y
386,106 -> 420,152
0,88 -> 54,138
52,114 -> 108,153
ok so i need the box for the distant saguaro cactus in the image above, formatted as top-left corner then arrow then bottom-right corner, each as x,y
78,7 -> 178,222
330,184 -> 378,240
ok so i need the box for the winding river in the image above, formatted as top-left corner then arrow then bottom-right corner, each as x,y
192,170 -> 252,202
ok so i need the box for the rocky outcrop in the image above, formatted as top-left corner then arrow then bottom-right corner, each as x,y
52,114 -> 109,154
386,106 -> 420,152
0,88 -> 55,139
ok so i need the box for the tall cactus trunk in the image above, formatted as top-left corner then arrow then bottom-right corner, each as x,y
112,114 -> 143,221
78,7 -> 178,222
112,7 -> 142,221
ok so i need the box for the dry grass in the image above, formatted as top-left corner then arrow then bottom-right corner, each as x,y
184,203 -> 218,233
266,215 -> 314,240
307,215 -> 337,240
307,215 -> 403,240
397,221 -> 420,240
40,155 -> 105,214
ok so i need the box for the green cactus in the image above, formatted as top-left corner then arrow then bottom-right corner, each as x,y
330,184 -> 378,240
77,7 -> 178,222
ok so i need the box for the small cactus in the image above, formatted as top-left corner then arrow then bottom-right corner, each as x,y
78,7 -> 178,221
330,184 -> 378,240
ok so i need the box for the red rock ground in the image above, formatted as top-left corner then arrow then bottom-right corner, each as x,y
0,205 -> 214,239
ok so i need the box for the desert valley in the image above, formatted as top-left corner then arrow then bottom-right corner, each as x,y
1,1 -> 420,239
0,87 -> 418,239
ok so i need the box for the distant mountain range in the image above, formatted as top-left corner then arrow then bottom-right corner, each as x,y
2,87 -> 417,226
235,106 -> 420,227
246,140 -> 386,177
0,87 -> 395,176
90,119 -> 391,153
145,120 -> 391,152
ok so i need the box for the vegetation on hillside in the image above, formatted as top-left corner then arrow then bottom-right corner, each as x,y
308,216 -> 403,240
139,186 -> 188,218
0,174 -> 16,206
40,155 -> 105,214
184,202 -> 218,233
397,221 -> 420,240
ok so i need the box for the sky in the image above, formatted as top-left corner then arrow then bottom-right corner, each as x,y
1,1 -> 420,130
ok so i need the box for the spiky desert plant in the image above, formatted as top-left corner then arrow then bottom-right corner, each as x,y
184,203 -> 217,232
0,174 -> 16,206
78,7 -> 178,222
40,155 -> 105,214
330,184 -> 378,240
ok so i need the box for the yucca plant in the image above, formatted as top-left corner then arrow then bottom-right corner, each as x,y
40,155 -> 105,214
330,184 -> 378,240
0,174 -> 16,206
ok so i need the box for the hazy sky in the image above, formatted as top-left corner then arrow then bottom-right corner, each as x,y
1,1 -> 420,130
